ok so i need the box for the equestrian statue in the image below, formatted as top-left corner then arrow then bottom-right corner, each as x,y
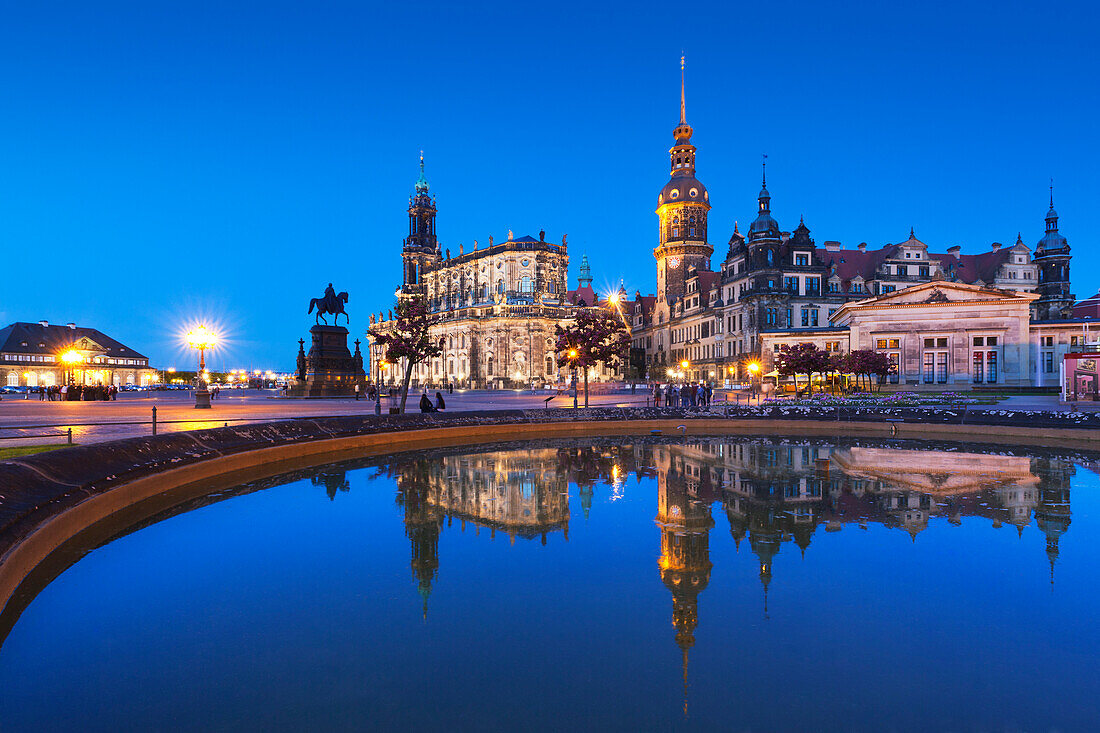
309,283 -> 350,325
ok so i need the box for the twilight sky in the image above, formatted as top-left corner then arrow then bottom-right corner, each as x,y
0,1 -> 1096,370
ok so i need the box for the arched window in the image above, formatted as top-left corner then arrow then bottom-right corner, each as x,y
487,357 -> 495,376
767,249 -> 774,265
520,276 -> 533,293
545,356 -> 554,374
6,372 -> 17,387
497,279 -> 505,295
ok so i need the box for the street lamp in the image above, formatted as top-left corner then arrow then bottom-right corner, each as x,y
680,359 -> 690,384
567,348 -> 579,409
186,325 -> 217,409
747,360 -> 761,403
60,349 -> 83,385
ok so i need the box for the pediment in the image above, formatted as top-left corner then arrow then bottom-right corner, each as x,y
862,281 -> 1030,307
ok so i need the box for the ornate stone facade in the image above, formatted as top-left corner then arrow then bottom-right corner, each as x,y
369,159 -> 621,389
632,62 -> 1080,387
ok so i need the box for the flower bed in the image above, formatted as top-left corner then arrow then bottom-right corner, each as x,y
764,391 -> 980,407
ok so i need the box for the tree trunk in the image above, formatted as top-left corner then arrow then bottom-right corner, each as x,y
399,360 -> 414,413
807,372 -> 813,395
583,368 -> 589,408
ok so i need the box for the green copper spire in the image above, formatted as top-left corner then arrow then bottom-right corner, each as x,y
578,253 -> 592,287
414,150 -> 429,194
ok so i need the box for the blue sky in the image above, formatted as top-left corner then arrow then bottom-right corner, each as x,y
0,1 -> 1096,369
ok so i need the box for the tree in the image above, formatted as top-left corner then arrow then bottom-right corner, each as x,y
554,307 -> 631,407
842,350 -> 897,392
368,296 -> 442,413
776,343 -> 831,395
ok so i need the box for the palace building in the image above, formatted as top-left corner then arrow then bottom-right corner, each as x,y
633,62 -> 1086,388
369,156 -> 622,389
1,321 -> 156,388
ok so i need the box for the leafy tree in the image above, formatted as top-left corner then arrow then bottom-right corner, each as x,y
841,349 -> 897,392
368,296 -> 443,413
776,343 -> 831,395
554,307 -> 630,407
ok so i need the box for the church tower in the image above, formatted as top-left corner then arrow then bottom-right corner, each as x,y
1033,186 -> 1074,320
402,153 -> 442,297
654,58 -> 713,305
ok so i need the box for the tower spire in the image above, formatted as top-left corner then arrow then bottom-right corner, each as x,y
1050,177 -> 1054,209
680,55 -> 686,125
762,153 -> 768,187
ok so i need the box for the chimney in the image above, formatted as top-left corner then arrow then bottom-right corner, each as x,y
38,320 -> 48,328
66,322 -> 76,330
824,240 -> 841,252
857,242 -> 867,253
947,245 -> 961,258
991,241 -> 1002,251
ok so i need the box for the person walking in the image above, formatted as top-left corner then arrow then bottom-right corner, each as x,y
354,383 -> 361,400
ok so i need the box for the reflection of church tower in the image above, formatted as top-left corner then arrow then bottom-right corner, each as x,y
656,462 -> 714,717
1035,474 -> 1072,589
400,468 -> 443,619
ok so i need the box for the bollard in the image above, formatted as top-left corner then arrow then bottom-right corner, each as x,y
67,428 -> 73,445
151,406 -> 157,436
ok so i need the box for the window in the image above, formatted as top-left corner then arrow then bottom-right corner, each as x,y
487,357 -> 495,376
972,352 -> 984,383
765,308 -> 777,326
973,337 -> 984,346
795,253 -> 809,266
806,278 -> 820,295
1043,336 -> 1054,347
784,276 -> 798,294
496,279 -> 505,295
786,308 -> 793,327
882,285 -> 896,293
919,265 -> 930,277
825,341 -> 840,353
545,356 -> 554,374
766,250 -> 774,265
851,282 -> 863,293
876,338 -> 900,350
1042,352 -> 1054,373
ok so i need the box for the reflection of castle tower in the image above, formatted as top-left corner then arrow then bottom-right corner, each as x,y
747,507 -> 781,618
310,469 -> 350,501
656,460 -> 714,717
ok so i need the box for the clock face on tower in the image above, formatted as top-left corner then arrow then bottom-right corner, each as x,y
668,256 -> 681,269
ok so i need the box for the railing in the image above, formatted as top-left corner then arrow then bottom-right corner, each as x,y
0,428 -> 73,445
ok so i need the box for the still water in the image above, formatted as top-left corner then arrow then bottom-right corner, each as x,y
1,436 -> 1098,732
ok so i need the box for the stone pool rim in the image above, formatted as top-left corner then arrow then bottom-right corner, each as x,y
1,406 -> 1098,644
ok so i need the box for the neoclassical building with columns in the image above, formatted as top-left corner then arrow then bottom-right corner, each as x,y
1,321 -> 156,388
369,157 -> 621,389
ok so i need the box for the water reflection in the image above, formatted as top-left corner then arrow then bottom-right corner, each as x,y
379,438 -> 1078,715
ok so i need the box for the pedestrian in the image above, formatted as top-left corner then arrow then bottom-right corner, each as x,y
654,383 -> 662,407
38,386 -> 45,401
355,383 -> 361,400
419,391 -> 434,413
435,391 -> 446,410
448,382 -> 453,395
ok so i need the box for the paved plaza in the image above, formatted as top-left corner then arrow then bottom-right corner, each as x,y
0,387 -> 1090,448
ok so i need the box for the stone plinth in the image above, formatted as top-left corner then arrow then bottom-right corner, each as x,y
289,325 -> 366,397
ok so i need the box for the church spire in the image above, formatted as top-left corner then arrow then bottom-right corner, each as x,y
680,55 -> 686,125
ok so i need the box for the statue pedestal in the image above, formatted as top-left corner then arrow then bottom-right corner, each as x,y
290,325 -> 366,397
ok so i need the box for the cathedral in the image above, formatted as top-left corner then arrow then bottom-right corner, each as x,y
632,61 -> 1084,388
368,156 -> 620,389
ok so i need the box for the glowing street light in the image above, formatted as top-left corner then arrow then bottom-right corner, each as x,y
567,348 -> 579,409
186,325 -> 217,409
59,349 -> 83,385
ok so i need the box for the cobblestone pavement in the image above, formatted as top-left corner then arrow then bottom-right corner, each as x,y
0,388 -> 1090,447
0,389 -> 654,446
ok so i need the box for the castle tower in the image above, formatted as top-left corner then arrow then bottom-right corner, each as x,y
402,153 -> 442,297
654,58 -> 712,305
1033,186 -> 1074,319
577,253 -> 593,288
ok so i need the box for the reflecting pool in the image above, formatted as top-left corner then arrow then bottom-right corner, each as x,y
2,436 -> 1098,732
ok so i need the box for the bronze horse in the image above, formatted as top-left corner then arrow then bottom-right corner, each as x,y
309,287 -> 350,325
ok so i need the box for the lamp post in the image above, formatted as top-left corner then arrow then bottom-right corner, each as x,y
747,360 -> 761,404
568,348 -> 579,409
186,325 -> 217,409
680,359 -> 690,384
